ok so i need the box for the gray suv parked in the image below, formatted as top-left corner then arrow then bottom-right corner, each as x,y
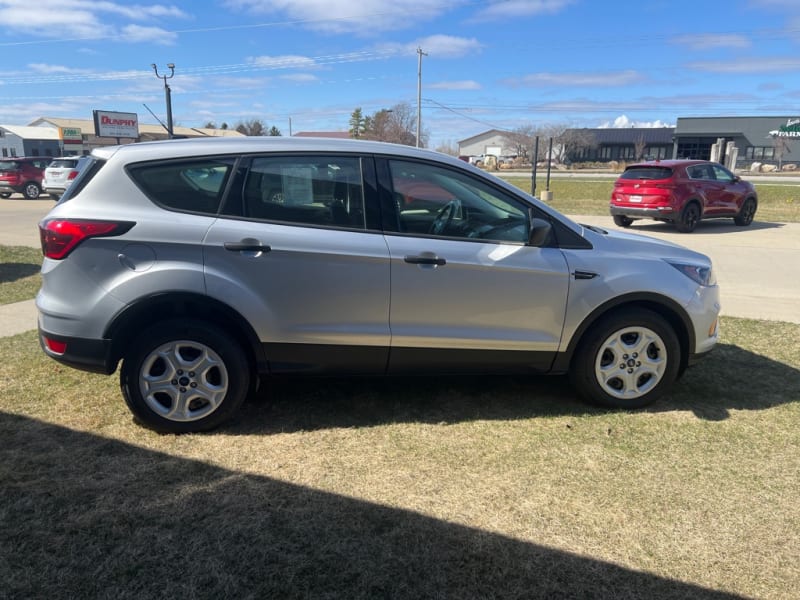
37,137 -> 720,432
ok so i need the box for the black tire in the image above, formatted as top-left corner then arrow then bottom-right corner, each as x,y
23,182 -> 41,200
48,192 -> 61,201
120,319 -> 250,433
570,308 -> 681,410
613,215 -> 633,228
676,202 -> 700,233
734,197 -> 757,227
0,192 -> 11,199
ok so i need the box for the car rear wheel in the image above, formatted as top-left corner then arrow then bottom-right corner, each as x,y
613,215 -> 633,228
570,308 -> 681,410
734,198 -> 757,227
23,182 -> 41,199
120,320 -> 250,433
676,202 -> 700,233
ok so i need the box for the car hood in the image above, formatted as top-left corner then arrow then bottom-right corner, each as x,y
579,223 -> 712,265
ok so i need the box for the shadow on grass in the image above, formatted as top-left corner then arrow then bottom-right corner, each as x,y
0,411 -> 748,599
0,262 -> 39,284
235,342 -> 799,434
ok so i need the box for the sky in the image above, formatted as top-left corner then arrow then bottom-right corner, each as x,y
2,0 -> 800,148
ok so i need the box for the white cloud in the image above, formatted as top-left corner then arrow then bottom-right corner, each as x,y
506,70 -> 644,87
247,55 -> 319,70
120,24 -> 178,45
599,115 -> 674,129
688,57 -> 800,73
280,73 -> 320,83
429,80 -> 481,90
376,35 -> 483,59
0,0 -> 187,42
226,0 -> 452,33
473,0 -> 576,20
671,33 -> 751,50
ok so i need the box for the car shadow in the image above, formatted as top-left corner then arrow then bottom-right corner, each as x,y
626,219 -> 784,234
235,342 -> 800,434
0,262 -> 40,283
1,410 -> 748,599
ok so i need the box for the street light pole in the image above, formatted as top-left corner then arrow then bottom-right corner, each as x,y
416,47 -> 427,148
151,63 -> 175,139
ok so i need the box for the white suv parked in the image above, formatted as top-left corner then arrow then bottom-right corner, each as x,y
42,156 -> 88,199
37,137 -> 720,432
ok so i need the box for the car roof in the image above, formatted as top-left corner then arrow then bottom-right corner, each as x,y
624,159 -> 711,169
92,136 -> 459,166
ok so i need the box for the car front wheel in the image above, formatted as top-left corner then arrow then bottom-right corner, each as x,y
0,192 -> 11,199
734,198 -> 757,226
570,308 -> 681,410
120,320 -> 250,433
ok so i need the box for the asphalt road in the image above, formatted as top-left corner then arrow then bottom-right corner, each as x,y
2,196 -> 798,326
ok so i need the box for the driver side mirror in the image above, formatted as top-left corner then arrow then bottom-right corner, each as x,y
528,217 -> 553,247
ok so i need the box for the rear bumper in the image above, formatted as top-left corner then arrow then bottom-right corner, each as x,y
610,205 -> 676,219
38,327 -> 116,375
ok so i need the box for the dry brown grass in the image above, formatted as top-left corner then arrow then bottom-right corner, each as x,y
1,318 -> 799,598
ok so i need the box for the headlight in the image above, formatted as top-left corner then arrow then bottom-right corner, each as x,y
666,260 -> 716,286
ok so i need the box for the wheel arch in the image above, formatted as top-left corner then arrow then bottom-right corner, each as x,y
105,292 -> 266,376
553,293 -> 694,375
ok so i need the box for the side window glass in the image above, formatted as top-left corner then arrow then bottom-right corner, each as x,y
128,158 -> 234,215
711,165 -> 734,183
389,160 -> 528,243
243,156 -> 365,229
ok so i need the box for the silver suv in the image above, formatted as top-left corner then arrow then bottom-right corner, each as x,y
37,137 -> 720,433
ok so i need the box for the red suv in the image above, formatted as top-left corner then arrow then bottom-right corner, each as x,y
609,160 -> 758,233
0,157 -> 51,199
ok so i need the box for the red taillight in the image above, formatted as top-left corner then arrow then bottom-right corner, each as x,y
43,336 -> 67,355
39,219 -> 134,260
67,170 -> 79,181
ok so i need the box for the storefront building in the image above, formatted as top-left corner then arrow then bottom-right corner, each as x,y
672,116 -> 799,168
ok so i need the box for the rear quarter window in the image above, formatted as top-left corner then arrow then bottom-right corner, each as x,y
127,158 -> 235,215
619,167 -> 673,180
57,157 -> 106,203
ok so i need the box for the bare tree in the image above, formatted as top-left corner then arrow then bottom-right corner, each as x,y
435,139 -> 459,156
502,125 -> 539,160
554,127 -> 597,164
235,119 -> 266,136
364,102 -> 422,146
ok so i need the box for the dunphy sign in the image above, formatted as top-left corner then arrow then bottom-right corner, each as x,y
93,110 -> 139,138
769,119 -> 800,138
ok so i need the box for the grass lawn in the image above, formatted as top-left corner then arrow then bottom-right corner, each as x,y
0,245 -> 41,305
1,318 -> 798,598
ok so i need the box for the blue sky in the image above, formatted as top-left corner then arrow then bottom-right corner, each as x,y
2,0 -> 800,148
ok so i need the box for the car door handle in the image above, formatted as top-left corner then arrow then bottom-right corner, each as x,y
404,254 -> 446,266
224,242 -> 272,253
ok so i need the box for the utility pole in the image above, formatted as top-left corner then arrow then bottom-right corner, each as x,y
151,63 -> 175,139
416,47 -> 427,148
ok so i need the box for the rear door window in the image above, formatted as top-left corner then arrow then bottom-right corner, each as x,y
240,156 -> 366,229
